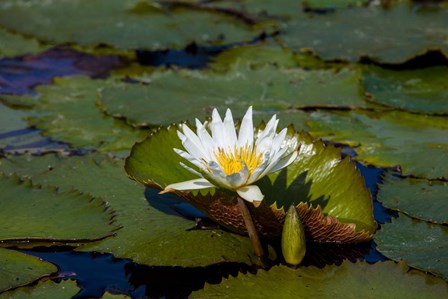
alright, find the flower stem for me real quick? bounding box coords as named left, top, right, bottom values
left=237, top=196, right=265, bottom=258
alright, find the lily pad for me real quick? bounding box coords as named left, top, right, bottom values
left=307, top=110, right=448, bottom=179
left=125, top=124, right=376, bottom=242
left=0, top=102, right=27, bottom=135
left=0, top=279, right=79, bottom=299
left=0, top=174, right=118, bottom=243
left=0, top=248, right=57, bottom=292
left=279, top=2, right=448, bottom=63
left=0, top=27, right=46, bottom=58
left=0, top=0, right=264, bottom=50
left=375, top=213, right=448, bottom=281
left=0, top=153, right=272, bottom=267
left=191, top=260, right=448, bottom=298
left=377, top=173, right=448, bottom=224
left=209, top=43, right=330, bottom=71
left=24, top=76, right=148, bottom=156
left=362, top=66, right=448, bottom=115
left=99, top=65, right=367, bottom=127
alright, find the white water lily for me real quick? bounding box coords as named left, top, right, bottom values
left=162, top=106, right=299, bottom=204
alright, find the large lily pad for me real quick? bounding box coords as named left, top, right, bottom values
left=0, top=27, right=45, bottom=58
left=0, top=174, right=118, bottom=243
left=375, top=213, right=448, bottom=281
left=0, top=0, right=264, bottom=50
left=0, top=153, right=272, bottom=267
left=99, top=65, right=368, bottom=127
left=23, top=76, right=148, bottom=156
left=0, top=248, right=57, bottom=292
left=0, top=279, right=79, bottom=299
left=307, top=110, right=448, bottom=179
left=362, top=66, right=448, bottom=115
left=279, top=2, right=448, bottom=63
left=191, top=261, right=448, bottom=298
left=125, top=124, right=376, bottom=242
left=377, top=173, right=448, bottom=224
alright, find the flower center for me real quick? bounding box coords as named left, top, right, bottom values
left=215, top=145, right=263, bottom=176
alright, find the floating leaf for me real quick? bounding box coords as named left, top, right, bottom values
left=378, top=173, right=448, bottom=224
left=0, top=153, right=272, bottom=267
left=307, top=110, right=448, bottom=179
left=279, top=2, right=448, bottom=63
left=362, top=66, right=448, bottom=115
left=375, top=213, right=448, bottom=281
left=0, top=0, right=264, bottom=50
left=126, top=125, right=376, bottom=242
left=0, top=248, right=57, bottom=293
left=191, top=261, right=448, bottom=298
left=209, top=43, right=330, bottom=71
left=23, top=76, right=147, bottom=156
left=99, top=65, right=367, bottom=127
left=303, top=0, right=366, bottom=10
left=0, top=279, right=79, bottom=299
left=0, top=27, right=46, bottom=58
left=0, top=174, right=118, bottom=244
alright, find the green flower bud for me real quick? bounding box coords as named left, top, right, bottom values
left=281, top=205, right=306, bottom=266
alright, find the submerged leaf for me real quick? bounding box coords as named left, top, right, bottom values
left=191, top=260, right=448, bottom=298
left=0, top=248, right=57, bottom=293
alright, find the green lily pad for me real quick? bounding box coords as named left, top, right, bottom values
left=126, top=124, right=376, bottom=241
left=0, top=174, right=118, bottom=243
left=378, top=173, right=448, bottom=224
left=303, top=0, right=366, bottom=9
left=0, top=153, right=272, bottom=267
left=376, top=213, right=448, bottom=281
left=307, top=110, right=448, bottom=179
left=0, top=0, right=264, bottom=50
left=362, top=66, right=448, bottom=115
left=279, top=2, right=448, bottom=63
left=209, top=43, right=330, bottom=71
left=0, top=279, right=79, bottom=299
left=99, top=65, right=367, bottom=127
left=0, top=102, right=28, bottom=135
left=0, top=27, right=46, bottom=58
left=0, top=248, right=57, bottom=293
left=24, top=76, right=148, bottom=156
left=191, top=260, right=448, bottom=298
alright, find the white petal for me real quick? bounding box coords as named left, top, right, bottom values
left=162, top=178, right=214, bottom=193
left=236, top=185, right=264, bottom=202
left=195, top=118, right=215, bottom=158
left=270, top=128, right=287, bottom=155
left=173, top=148, right=203, bottom=169
left=179, top=161, right=202, bottom=177
left=223, top=109, right=238, bottom=148
left=238, top=106, right=254, bottom=148
left=267, top=150, right=298, bottom=174
left=225, top=165, right=249, bottom=188
left=257, top=114, right=277, bottom=141
left=211, top=108, right=227, bottom=149
left=181, top=124, right=208, bottom=159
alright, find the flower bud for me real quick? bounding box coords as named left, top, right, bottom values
left=281, top=205, right=306, bottom=266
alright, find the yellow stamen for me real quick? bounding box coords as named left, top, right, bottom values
left=215, top=145, right=263, bottom=175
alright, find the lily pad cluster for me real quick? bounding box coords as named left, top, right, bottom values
left=0, top=0, right=447, bottom=297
